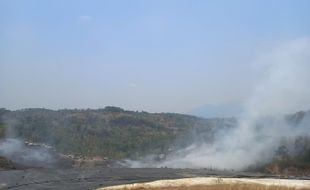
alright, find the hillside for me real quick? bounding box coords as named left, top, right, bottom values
left=1, top=108, right=310, bottom=175
left=0, top=107, right=235, bottom=160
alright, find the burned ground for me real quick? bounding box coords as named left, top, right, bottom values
left=0, top=168, right=296, bottom=190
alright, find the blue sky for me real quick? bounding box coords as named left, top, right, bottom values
left=1, top=0, right=310, bottom=113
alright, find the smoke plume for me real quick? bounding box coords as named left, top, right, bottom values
left=126, top=38, right=310, bottom=170
left=0, top=138, right=56, bottom=168
left=0, top=116, right=57, bottom=168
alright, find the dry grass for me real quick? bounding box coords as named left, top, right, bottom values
left=98, top=177, right=310, bottom=190
left=128, top=184, right=309, bottom=190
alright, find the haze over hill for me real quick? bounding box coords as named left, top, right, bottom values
left=0, top=107, right=235, bottom=168
left=1, top=107, right=310, bottom=175
left=1, top=1, right=310, bottom=190
left=1, top=37, right=310, bottom=173
left=0, top=0, right=310, bottom=180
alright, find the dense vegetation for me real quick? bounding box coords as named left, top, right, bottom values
left=1, top=107, right=310, bottom=175
left=0, top=107, right=234, bottom=159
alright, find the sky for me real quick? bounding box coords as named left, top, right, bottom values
left=1, top=0, right=310, bottom=113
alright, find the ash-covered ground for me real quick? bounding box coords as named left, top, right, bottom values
left=0, top=167, right=292, bottom=190
left=0, top=139, right=310, bottom=190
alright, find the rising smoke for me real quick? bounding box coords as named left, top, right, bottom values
left=0, top=116, right=57, bottom=168
left=125, top=38, right=310, bottom=170
left=0, top=138, right=56, bottom=168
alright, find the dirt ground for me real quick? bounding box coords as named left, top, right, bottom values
left=98, top=177, right=310, bottom=190
left=0, top=168, right=309, bottom=190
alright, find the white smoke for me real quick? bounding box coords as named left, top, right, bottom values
left=0, top=138, right=56, bottom=167
left=126, top=38, right=310, bottom=170
left=246, top=37, right=310, bottom=117
left=0, top=111, right=59, bottom=168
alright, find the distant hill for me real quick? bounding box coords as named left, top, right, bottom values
left=0, top=107, right=235, bottom=159
left=1, top=107, right=310, bottom=175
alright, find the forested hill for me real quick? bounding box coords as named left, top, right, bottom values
left=0, top=107, right=235, bottom=159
